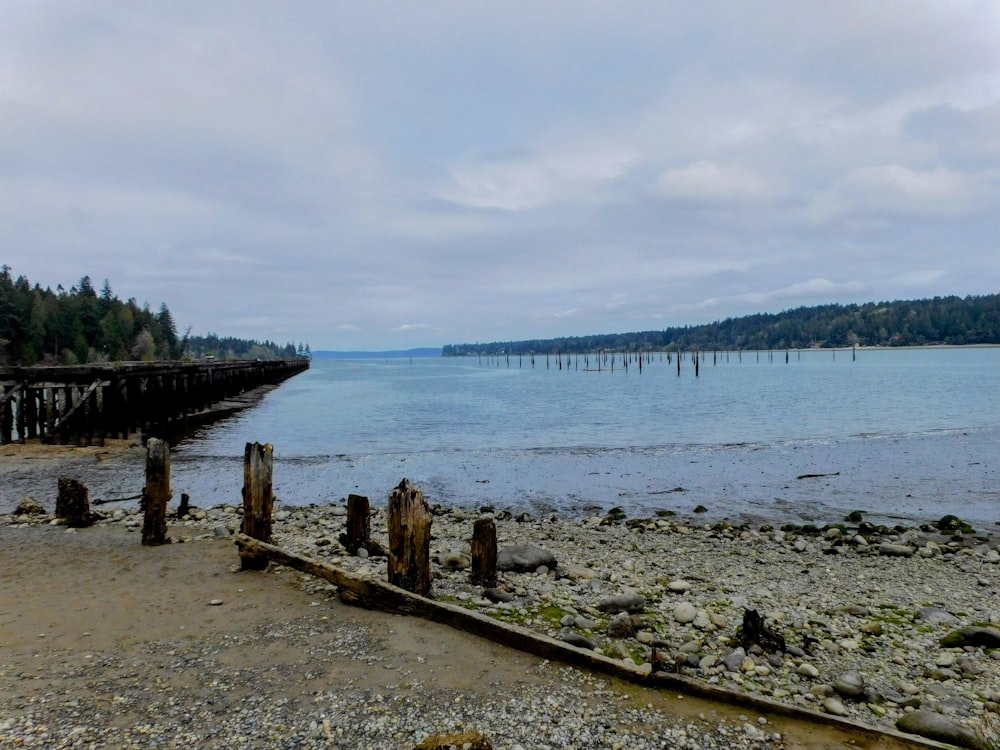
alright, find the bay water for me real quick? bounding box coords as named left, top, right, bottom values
left=167, top=347, right=1000, bottom=528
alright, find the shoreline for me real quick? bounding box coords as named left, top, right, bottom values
left=4, top=493, right=999, bottom=748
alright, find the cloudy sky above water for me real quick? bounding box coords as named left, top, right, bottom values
left=3, top=2, right=999, bottom=350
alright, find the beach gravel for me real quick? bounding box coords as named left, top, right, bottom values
left=4, top=494, right=1000, bottom=748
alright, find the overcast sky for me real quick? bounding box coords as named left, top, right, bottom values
left=2, top=2, right=999, bottom=350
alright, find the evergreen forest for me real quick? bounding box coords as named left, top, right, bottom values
left=443, top=293, right=1000, bottom=357
left=0, top=267, right=302, bottom=366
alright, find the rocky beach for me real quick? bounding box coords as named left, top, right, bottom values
left=3, top=455, right=999, bottom=749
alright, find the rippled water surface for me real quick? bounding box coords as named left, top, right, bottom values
left=159, top=347, right=1000, bottom=526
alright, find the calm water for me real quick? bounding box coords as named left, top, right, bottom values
left=162, top=347, right=1000, bottom=527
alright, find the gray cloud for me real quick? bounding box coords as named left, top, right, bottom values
left=2, top=1, right=998, bottom=350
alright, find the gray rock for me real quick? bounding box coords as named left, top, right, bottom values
left=896, top=711, right=986, bottom=750
left=597, top=592, right=646, bottom=614
left=560, top=631, right=596, bottom=650
left=823, top=696, right=847, bottom=716
left=213, top=525, right=232, bottom=538
left=833, top=670, right=866, bottom=699
left=940, top=626, right=1000, bottom=649
left=918, top=606, right=959, bottom=627
left=672, top=601, right=697, bottom=624
left=798, top=663, right=820, bottom=678
left=483, top=587, right=514, bottom=603
left=497, top=544, right=557, bottom=572
left=438, top=551, right=470, bottom=570
left=722, top=649, right=746, bottom=673
left=14, top=497, right=47, bottom=516
left=879, top=542, right=914, bottom=557
left=607, top=612, right=637, bottom=639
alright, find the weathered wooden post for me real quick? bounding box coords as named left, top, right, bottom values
left=142, top=437, right=171, bottom=545
left=177, top=492, right=191, bottom=518
left=56, top=476, right=92, bottom=527
left=387, top=478, right=432, bottom=596
left=339, top=493, right=371, bottom=555
left=240, top=442, right=274, bottom=570
left=470, top=516, right=498, bottom=588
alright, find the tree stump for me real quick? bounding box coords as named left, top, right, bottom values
left=240, top=442, right=274, bottom=570
left=387, top=478, right=432, bottom=596
left=339, top=493, right=370, bottom=555
left=141, top=437, right=171, bottom=545
left=470, top=516, right=498, bottom=587
left=56, top=477, right=92, bottom=527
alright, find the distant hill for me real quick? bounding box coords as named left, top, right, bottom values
left=443, top=293, right=1000, bottom=356
left=312, top=347, right=442, bottom=359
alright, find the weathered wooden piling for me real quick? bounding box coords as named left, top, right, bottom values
left=56, top=476, right=92, bottom=527
left=340, top=493, right=371, bottom=555
left=470, top=516, right=498, bottom=588
left=141, top=437, right=170, bottom=546
left=240, top=442, right=275, bottom=570
left=387, top=478, right=432, bottom=596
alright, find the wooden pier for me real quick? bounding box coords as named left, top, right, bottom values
left=0, top=358, right=309, bottom=446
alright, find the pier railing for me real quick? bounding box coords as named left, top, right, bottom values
left=0, top=358, right=310, bottom=446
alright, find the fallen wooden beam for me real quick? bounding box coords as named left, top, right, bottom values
left=233, top=534, right=952, bottom=749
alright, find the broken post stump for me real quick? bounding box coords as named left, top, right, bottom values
left=339, top=493, right=370, bottom=555
left=240, top=442, right=274, bottom=570
left=470, top=516, right=498, bottom=588
left=387, top=478, right=432, bottom=596
left=56, top=476, right=92, bottom=527
left=737, top=608, right=786, bottom=653
left=141, top=437, right=171, bottom=545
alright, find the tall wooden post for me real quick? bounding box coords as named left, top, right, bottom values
left=470, top=516, right=498, bottom=588
left=340, top=493, right=370, bottom=554
left=142, top=438, right=171, bottom=545
left=240, top=442, right=274, bottom=570
left=387, top=478, right=432, bottom=596
left=56, top=477, right=92, bottom=527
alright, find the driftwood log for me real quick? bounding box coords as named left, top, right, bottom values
left=387, top=478, right=432, bottom=596
left=56, top=476, right=92, bottom=527
left=240, top=442, right=274, bottom=570
left=141, top=438, right=170, bottom=546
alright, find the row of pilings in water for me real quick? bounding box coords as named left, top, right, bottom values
left=476, top=347, right=857, bottom=374
left=0, top=358, right=310, bottom=446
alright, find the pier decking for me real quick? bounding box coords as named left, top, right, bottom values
left=0, top=358, right=309, bottom=446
